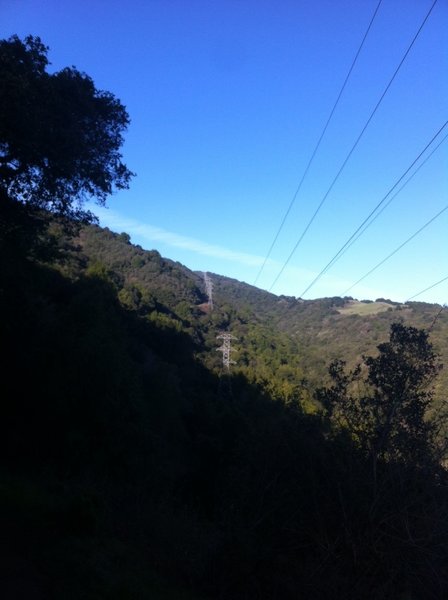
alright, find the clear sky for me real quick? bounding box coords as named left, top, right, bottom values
left=2, top=0, right=447, bottom=303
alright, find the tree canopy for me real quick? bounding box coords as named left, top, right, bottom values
left=317, top=323, right=445, bottom=469
left=0, top=35, right=134, bottom=219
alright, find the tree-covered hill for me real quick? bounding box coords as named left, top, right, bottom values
left=1, top=210, right=448, bottom=599
left=76, top=223, right=448, bottom=407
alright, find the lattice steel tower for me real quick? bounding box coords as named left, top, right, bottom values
left=216, top=333, right=237, bottom=371
left=203, top=272, right=213, bottom=310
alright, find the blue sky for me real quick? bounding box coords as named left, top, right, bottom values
left=2, top=0, right=447, bottom=303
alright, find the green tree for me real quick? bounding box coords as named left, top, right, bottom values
left=0, top=35, right=134, bottom=219
left=317, top=323, right=445, bottom=475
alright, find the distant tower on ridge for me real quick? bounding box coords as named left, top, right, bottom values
left=203, top=272, right=213, bottom=311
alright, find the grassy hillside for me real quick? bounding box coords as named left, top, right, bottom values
left=201, top=272, right=448, bottom=405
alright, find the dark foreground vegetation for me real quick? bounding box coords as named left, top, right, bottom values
left=2, top=35, right=448, bottom=599
left=2, top=203, right=448, bottom=599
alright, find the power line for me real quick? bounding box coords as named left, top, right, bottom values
left=269, top=0, right=439, bottom=293
left=299, top=120, right=448, bottom=297
left=341, top=203, right=448, bottom=296
left=406, top=275, right=448, bottom=302
left=252, top=0, right=384, bottom=286
left=428, top=304, right=447, bottom=331
left=324, top=131, right=448, bottom=268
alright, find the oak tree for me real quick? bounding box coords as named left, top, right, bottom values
left=317, top=323, right=444, bottom=470
left=0, top=35, right=134, bottom=220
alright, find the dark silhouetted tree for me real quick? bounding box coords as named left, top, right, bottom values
left=0, top=35, right=134, bottom=219
left=317, top=323, right=445, bottom=477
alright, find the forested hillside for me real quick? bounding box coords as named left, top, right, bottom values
left=2, top=210, right=447, bottom=599
left=77, top=223, right=448, bottom=408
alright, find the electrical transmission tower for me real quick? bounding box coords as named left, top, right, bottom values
left=203, top=272, right=213, bottom=310
left=216, top=333, right=237, bottom=371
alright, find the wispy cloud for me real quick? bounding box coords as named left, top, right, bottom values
left=90, top=206, right=384, bottom=300
left=93, top=207, right=270, bottom=268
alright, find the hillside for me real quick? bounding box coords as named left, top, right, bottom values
left=1, top=213, right=448, bottom=600
left=77, top=223, right=448, bottom=406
